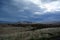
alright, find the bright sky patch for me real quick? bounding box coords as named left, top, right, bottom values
left=29, top=0, right=60, bottom=14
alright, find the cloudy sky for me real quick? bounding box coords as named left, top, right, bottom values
left=0, top=0, right=60, bottom=22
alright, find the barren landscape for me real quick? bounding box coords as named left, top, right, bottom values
left=0, top=23, right=60, bottom=40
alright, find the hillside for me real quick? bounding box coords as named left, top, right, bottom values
left=0, top=22, right=60, bottom=40
left=0, top=27, right=60, bottom=40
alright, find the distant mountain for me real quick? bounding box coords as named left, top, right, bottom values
left=0, top=21, right=16, bottom=24
left=0, top=20, right=60, bottom=25
left=16, top=21, right=32, bottom=24
left=40, top=21, right=60, bottom=25
left=0, top=21, right=32, bottom=24
left=0, top=21, right=8, bottom=23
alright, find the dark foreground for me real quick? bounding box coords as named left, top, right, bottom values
left=0, top=27, right=60, bottom=40
left=0, top=23, right=60, bottom=40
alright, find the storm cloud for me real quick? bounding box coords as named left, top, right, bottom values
left=0, top=0, right=60, bottom=22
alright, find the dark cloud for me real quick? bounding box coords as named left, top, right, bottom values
left=0, top=0, right=60, bottom=22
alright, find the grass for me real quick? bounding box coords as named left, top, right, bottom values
left=0, top=27, right=60, bottom=40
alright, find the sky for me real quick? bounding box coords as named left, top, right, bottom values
left=0, top=0, right=60, bottom=23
